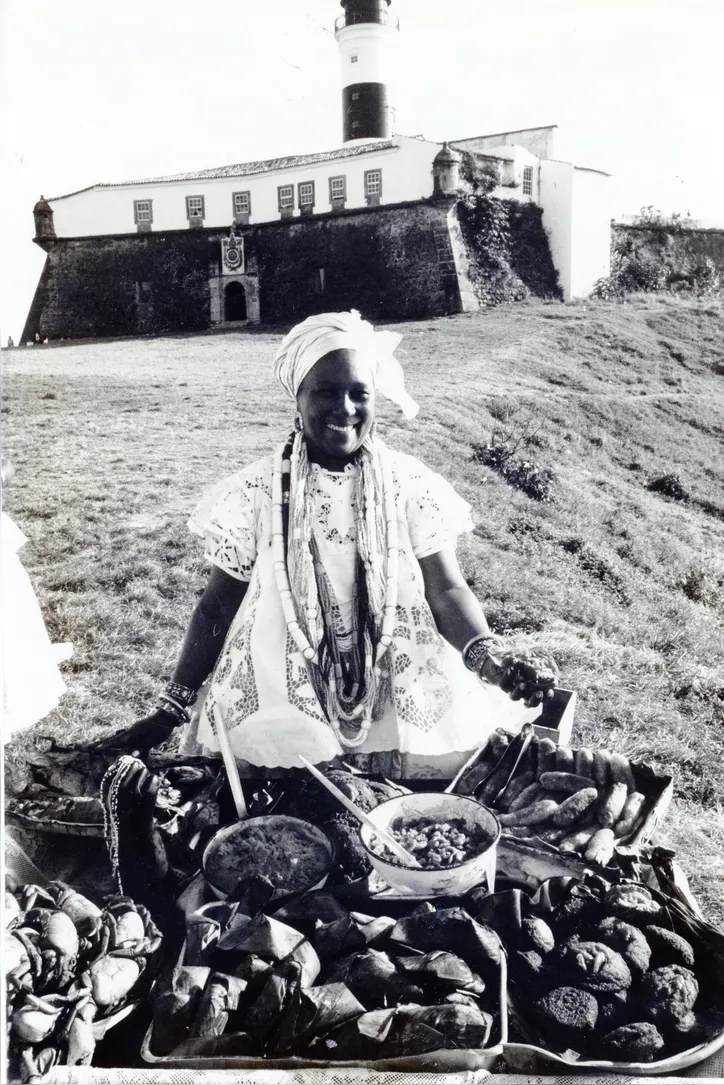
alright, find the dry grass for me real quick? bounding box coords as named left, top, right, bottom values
left=3, top=296, right=724, bottom=921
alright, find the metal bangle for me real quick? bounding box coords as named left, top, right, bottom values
left=158, top=695, right=190, bottom=725
left=164, top=682, right=197, bottom=707
left=462, top=633, right=503, bottom=674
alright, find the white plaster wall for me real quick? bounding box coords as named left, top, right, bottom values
left=487, top=146, right=540, bottom=203
left=539, top=159, right=574, bottom=300
left=48, top=137, right=440, bottom=238
left=569, top=168, right=612, bottom=298
left=455, top=126, right=556, bottom=161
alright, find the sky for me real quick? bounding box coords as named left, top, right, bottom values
left=1, top=0, right=722, bottom=341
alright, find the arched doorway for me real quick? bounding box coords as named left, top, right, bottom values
left=225, top=281, right=247, bottom=321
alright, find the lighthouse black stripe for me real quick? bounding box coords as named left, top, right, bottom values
left=343, top=83, right=389, bottom=141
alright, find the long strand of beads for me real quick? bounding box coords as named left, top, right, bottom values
left=272, top=444, right=316, bottom=662
left=271, top=434, right=401, bottom=748
left=100, top=755, right=142, bottom=895
left=376, top=443, right=399, bottom=663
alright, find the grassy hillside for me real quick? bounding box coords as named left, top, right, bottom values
left=3, top=295, right=723, bottom=919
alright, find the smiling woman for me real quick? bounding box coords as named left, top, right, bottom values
left=97, top=311, right=557, bottom=775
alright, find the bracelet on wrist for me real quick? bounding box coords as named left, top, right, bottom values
left=462, top=633, right=504, bottom=675
left=157, top=695, right=190, bottom=725
left=164, top=681, right=197, bottom=708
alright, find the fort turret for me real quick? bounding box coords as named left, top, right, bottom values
left=33, top=196, right=55, bottom=241
left=334, top=1, right=399, bottom=143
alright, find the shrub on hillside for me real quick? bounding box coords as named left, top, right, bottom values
left=646, top=473, right=690, bottom=502
left=679, top=566, right=722, bottom=607
left=471, top=403, right=556, bottom=502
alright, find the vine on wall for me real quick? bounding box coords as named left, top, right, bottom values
left=593, top=218, right=722, bottom=299
left=456, top=194, right=562, bottom=306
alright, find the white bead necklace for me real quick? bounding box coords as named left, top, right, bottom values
left=271, top=435, right=398, bottom=748
left=100, top=754, right=145, bottom=894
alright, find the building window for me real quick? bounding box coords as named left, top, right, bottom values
left=364, top=169, right=382, bottom=205
left=352, top=91, right=360, bottom=100
left=135, top=281, right=153, bottom=304
left=278, top=185, right=294, bottom=212
left=298, top=181, right=315, bottom=212
left=329, top=176, right=346, bottom=204
left=351, top=121, right=360, bottom=132
left=233, top=191, right=251, bottom=220
left=186, top=195, right=205, bottom=223
left=133, top=199, right=153, bottom=225
left=350, top=54, right=358, bottom=63
left=522, top=166, right=534, bottom=196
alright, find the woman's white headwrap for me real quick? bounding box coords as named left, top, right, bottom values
left=273, top=310, right=419, bottom=420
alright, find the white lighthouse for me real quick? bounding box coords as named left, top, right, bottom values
left=334, top=0, right=399, bottom=143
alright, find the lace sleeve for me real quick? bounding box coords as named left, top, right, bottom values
left=399, top=454, right=474, bottom=559
left=188, top=460, right=270, bottom=581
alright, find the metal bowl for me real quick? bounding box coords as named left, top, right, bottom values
left=359, top=792, right=500, bottom=897
left=202, top=814, right=333, bottom=900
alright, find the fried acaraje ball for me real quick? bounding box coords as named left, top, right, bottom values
left=551, top=895, right=600, bottom=939
left=601, top=1022, right=665, bottom=1062
left=597, top=989, right=630, bottom=1033
left=640, top=965, right=699, bottom=1031
left=533, top=986, right=599, bottom=1041
left=550, top=939, right=632, bottom=992
left=593, top=917, right=651, bottom=976
left=604, top=885, right=662, bottom=922
left=645, top=926, right=695, bottom=969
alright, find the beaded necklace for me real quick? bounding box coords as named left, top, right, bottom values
left=271, top=430, right=398, bottom=747
left=100, top=755, right=145, bottom=894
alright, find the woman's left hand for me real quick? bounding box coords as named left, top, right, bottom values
left=495, top=653, right=558, bottom=707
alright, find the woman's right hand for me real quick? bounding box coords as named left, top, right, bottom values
left=94, top=708, right=179, bottom=755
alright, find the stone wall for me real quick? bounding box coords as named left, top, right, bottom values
left=23, top=200, right=468, bottom=341
left=252, top=199, right=462, bottom=324
left=612, top=223, right=724, bottom=278
left=22, top=197, right=563, bottom=341
left=23, top=233, right=213, bottom=341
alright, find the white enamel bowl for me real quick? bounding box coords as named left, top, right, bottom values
left=359, top=792, right=501, bottom=897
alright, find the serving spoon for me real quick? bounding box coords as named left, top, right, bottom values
left=298, top=755, right=422, bottom=869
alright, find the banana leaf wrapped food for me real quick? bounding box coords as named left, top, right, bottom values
left=390, top=906, right=503, bottom=978
left=233, top=913, right=305, bottom=962
left=214, top=922, right=320, bottom=987
left=271, top=982, right=366, bottom=1056
left=191, top=973, right=247, bottom=1039
left=242, top=959, right=304, bottom=1050
left=327, top=1001, right=492, bottom=1060
left=312, top=911, right=395, bottom=963
left=272, top=891, right=349, bottom=936
left=151, top=966, right=210, bottom=1055
left=229, top=953, right=272, bottom=984
left=396, top=951, right=486, bottom=997
left=326, top=949, right=424, bottom=1009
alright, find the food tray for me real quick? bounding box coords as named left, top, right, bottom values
left=497, top=762, right=673, bottom=888
left=480, top=876, right=724, bottom=1076
left=141, top=895, right=508, bottom=1071
left=454, top=728, right=673, bottom=886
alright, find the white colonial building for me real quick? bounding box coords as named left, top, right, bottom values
left=27, top=0, right=612, bottom=338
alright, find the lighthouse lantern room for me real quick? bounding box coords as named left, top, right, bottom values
left=334, top=0, right=399, bottom=143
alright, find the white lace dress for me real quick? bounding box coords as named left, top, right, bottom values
left=182, top=449, right=526, bottom=774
